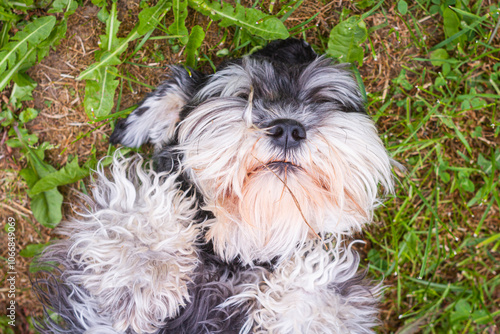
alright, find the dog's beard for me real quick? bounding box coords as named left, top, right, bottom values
left=204, top=166, right=333, bottom=265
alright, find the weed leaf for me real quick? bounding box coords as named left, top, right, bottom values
left=30, top=188, right=63, bottom=228
left=138, top=0, right=172, bottom=35
left=430, top=48, right=449, bottom=66
left=0, top=16, right=56, bottom=75
left=327, top=16, right=367, bottom=65
left=0, top=48, right=36, bottom=91
left=48, top=0, right=78, bottom=18
left=101, top=3, right=121, bottom=52
left=443, top=7, right=466, bottom=46
left=30, top=156, right=90, bottom=196
left=19, top=242, right=50, bottom=257
left=78, top=31, right=138, bottom=80
left=20, top=167, right=63, bottom=228
left=185, top=25, right=205, bottom=68
left=84, top=66, right=120, bottom=120
left=397, top=0, right=408, bottom=15
left=169, top=0, right=189, bottom=44
left=19, top=108, right=38, bottom=123
left=188, top=0, right=289, bottom=39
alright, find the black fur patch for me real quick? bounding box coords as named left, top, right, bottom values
left=250, top=38, right=318, bottom=65
left=31, top=260, right=89, bottom=333
left=109, top=118, right=129, bottom=145
left=159, top=241, right=270, bottom=334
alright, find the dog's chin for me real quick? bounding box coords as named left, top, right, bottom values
left=203, top=166, right=333, bottom=265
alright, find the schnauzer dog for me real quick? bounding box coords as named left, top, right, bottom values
left=33, top=38, right=396, bottom=333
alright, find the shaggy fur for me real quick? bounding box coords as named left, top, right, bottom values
left=33, top=38, right=396, bottom=334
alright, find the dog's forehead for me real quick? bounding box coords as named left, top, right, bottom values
left=199, top=58, right=351, bottom=97
left=189, top=57, right=365, bottom=118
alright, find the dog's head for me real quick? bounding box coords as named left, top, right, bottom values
left=110, top=39, right=395, bottom=265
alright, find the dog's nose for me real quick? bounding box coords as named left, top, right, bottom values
left=267, top=119, right=306, bottom=149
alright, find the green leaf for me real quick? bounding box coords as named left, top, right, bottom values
left=97, top=6, right=109, bottom=23
left=471, top=126, right=482, bottom=138
left=6, top=126, right=38, bottom=147
left=83, top=66, right=119, bottom=119
left=10, top=73, right=37, bottom=103
left=216, top=48, right=229, bottom=57
left=19, top=242, right=50, bottom=258
left=20, top=167, right=38, bottom=188
left=439, top=116, right=472, bottom=155
left=443, top=7, right=466, bottom=46
left=91, top=0, right=106, bottom=7
left=48, top=0, right=78, bottom=17
left=439, top=170, right=451, bottom=183
left=327, top=16, right=368, bottom=65
left=30, top=188, right=63, bottom=228
left=0, top=16, right=56, bottom=76
left=81, top=1, right=171, bottom=120
left=30, top=156, right=90, bottom=196
left=459, top=177, right=475, bottom=193
left=477, top=153, right=491, bottom=174
left=0, top=109, right=15, bottom=126
left=77, top=29, right=139, bottom=80
left=37, top=20, right=69, bottom=60
left=430, top=48, right=449, bottom=66
left=20, top=167, right=63, bottom=228
left=471, top=309, right=490, bottom=325
left=0, top=47, right=35, bottom=91
left=397, top=0, right=408, bottom=15
left=188, top=0, right=289, bottom=40
left=355, top=0, right=376, bottom=10
left=169, top=0, right=189, bottom=44
left=185, top=25, right=205, bottom=68
left=19, top=108, right=39, bottom=123
left=138, top=0, right=171, bottom=35
left=451, top=299, right=472, bottom=323
left=100, top=2, right=120, bottom=53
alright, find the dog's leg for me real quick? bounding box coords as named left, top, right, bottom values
left=109, top=67, right=205, bottom=150
left=33, top=154, right=201, bottom=334
left=227, top=240, right=381, bottom=334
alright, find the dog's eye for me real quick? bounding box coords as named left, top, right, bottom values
left=237, top=92, right=249, bottom=100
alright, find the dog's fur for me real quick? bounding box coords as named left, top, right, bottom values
left=33, top=39, right=396, bottom=334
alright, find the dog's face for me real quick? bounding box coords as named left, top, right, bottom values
left=110, top=39, right=395, bottom=265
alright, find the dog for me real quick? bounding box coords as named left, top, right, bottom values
left=33, top=38, right=396, bottom=333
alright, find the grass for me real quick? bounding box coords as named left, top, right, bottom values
left=0, top=0, right=499, bottom=333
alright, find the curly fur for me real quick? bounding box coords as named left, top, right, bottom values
left=227, top=240, right=381, bottom=334
left=34, top=154, right=200, bottom=333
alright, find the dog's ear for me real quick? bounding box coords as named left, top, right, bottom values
left=250, top=38, right=317, bottom=65
left=110, top=67, right=206, bottom=149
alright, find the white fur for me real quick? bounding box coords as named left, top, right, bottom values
left=52, top=153, right=200, bottom=333
left=118, top=86, right=187, bottom=150
left=225, top=239, right=381, bottom=334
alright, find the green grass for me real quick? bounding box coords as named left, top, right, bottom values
left=0, top=0, right=499, bottom=332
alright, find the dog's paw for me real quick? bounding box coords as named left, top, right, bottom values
left=63, top=155, right=201, bottom=333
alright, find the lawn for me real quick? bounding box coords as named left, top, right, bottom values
left=0, top=0, right=499, bottom=333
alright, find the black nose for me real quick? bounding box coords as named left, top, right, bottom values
left=267, top=119, right=306, bottom=149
